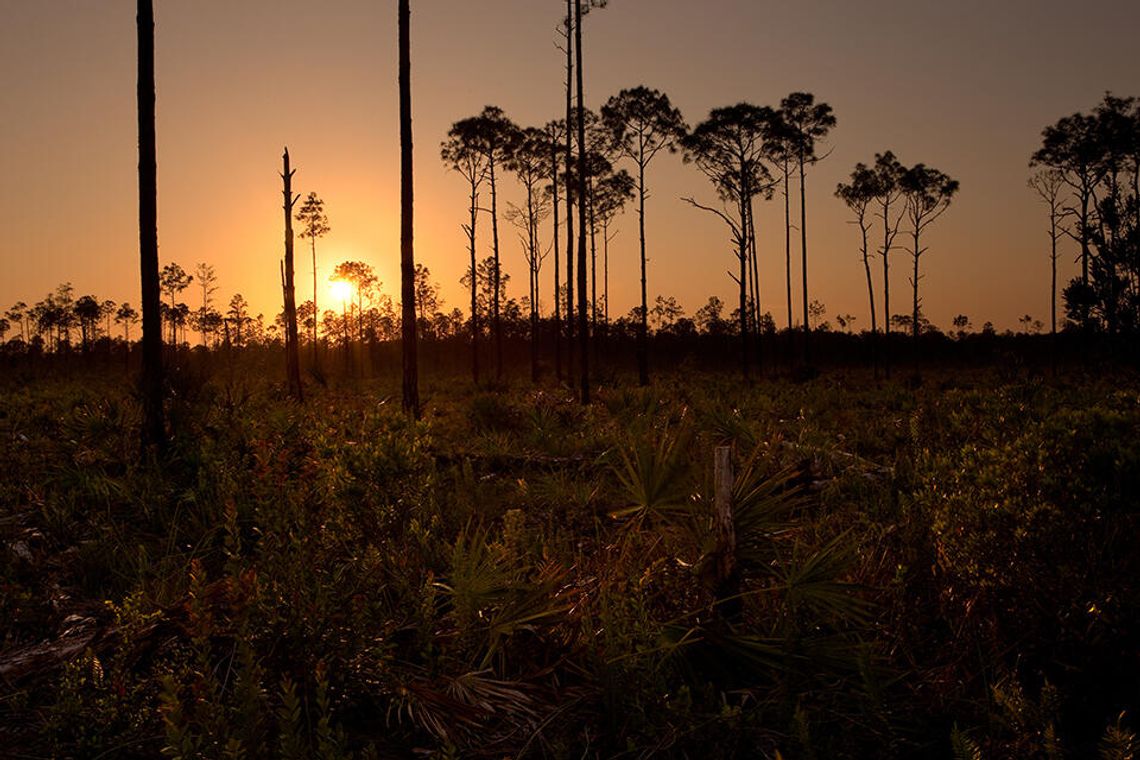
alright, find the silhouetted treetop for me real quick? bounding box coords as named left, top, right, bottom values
left=682, top=103, right=778, bottom=203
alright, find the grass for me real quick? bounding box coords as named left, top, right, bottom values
left=1, top=358, right=1138, bottom=757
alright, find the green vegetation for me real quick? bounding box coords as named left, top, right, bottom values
left=1, top=361, right=1138, bottom=757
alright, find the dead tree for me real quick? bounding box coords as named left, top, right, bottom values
left=280, top=149, right=303, bottom=402
left=399, top=0, right=420, bottom=417
left=137, top=0, right=164, bottom=450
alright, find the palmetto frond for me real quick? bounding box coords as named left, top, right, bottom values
left=775, top=534, right=871, bottom=626
left=610, top=427, right=694, bottom=524
left=732, top=453, right=809, bottom=575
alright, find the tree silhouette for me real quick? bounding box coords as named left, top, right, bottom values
left=779, top=92, right=836, bottom=362
left=602, top=86, right=687, bottom=385
left=193, top=263, right=218, bottom=347
left=1086, top=94, right=1138, bottom=335
left=461, top=256, right=510, bottom=324
left=159, top=263, right=192, bottom=346
left=572, top=0, right=607, bottom=403
left=545, top=119, right=566, bottom=381
left=113, top=302, right=136, bottom=345
left=442, top=117, right=490, bottom=385
left=1032, top=111, right=1105, bottom=315
left=413, top=264, right=441, bottom=330
left=506, top=127, right=553, bottom=382
left=581, top=110, right=615, bottom=353
left=137, top=0, right=163, bottom=449
left=871, top=152, right=906, bottom=376
left=399, top=0, right=419, bottom=417
left=100, top=299, right=117, bottom=343
left=330, top=261, right=377, bottom=346
left=1034, top=94, right=1140, bottom=335
left=280, top=149, right=303, bottom=402
left=836, top=163, right=880, bottom=368
left=592, top=169, right=635, bottom=331
left=683, top=103, right=775, bottom=379
left=764, top=111, right=796, bottom=332
left=295, top=192, right=330, bottom=365
left=226, top=294, right=252, bottom=346
left=1028, top=169, right=1066, bottom=341
left=466, top=106, right=520, bottom=381
left=900, top=163, right=959, bottom=341
left=6, top=302, right=27, bottom=344
left=74, top=295, right=101, bottom=353
left=558, top=8, right=577, bottom=383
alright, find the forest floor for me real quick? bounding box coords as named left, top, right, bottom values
left=1, top=357, right=1138, bottom=758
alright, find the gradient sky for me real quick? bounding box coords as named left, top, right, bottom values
left=3, top=1, right=1139, bottom=332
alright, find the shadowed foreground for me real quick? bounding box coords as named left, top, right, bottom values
left=1, top=358, right=1138, bottom=758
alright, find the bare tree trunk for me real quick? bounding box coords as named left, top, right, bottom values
left=861, top=220, right=877, bottom=376
left=738, top=194, right=750, bottom=380
left=529, top=187, right=540, bottom=383
left=604, top=220, right=611, bottom=329
left=574, top=0, right=589, bottom=404
left=783, top=160, right=792, bottom=333
left=564, top=3, right=575, bottom=382
left=281, top=149, right=303, bottom=402
left=490, top=158, right=502, bottom=382
left=311, top=236, right=319, bottom=367
left=137, top=0, right=164, bottom=451
left=468, top=187, right=479, bottom=385
left=799, top=150, right=810, bottom=364
left=1050, top=208, right=1058, bottom=375
left=911, top=227, right=921, bottom=342
left=399, top=0, right=419, bottom=417
left=637, top=159, right=649, bottom=386
left=551, top=131, right=562, bottom=381
left=882, top=203, right=892, bottom=379
left=748, top=194, right=761, bottom=371
left=589, top=178, right=598, bottom=367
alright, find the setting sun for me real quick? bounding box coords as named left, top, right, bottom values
left=329, top=279, right=353, bottom=305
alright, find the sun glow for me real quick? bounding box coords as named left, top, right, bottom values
left=330, top=279, right=353, bottom=305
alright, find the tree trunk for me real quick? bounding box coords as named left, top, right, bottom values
left=739, top=194, right=750, bottom=380
left=861, top=219, right=877, bottom=376
left=469, top=185, right=479, bottom=385
left=490, top=158, right=502, bottom=381
left=399, top=0, right=419, bottom=418
left=137, top=0, right=165, bottom=451
left=311, top=236, right=319, bottom=367
left=281, top=149, right=303, bottom=402
left=1050, top=210, right=1057, bottom=338
left=603, top=220, right=611, bottom=329
left=783, top=161, right=792, bottom=333
left=529, top=186, right=540, bottom=383
left=799, top=150, right=810, bottom=364
left=551, top=131, right=562, bottom=381
left=748, top=194, right=761, bottom=371
left=882, top=202, right=892, bottom=379
left=637, top=159, right=649, bottom=385
left=589, top=178, right=598, bottom=367
left=911, top=228, right=921, bottom=342
left=1050, top=206, right=1058, bottom=375
left=564, top=1, right=575, bottom=382
left=574, top=0, right=589, bottom=404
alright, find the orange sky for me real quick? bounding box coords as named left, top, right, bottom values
left=2, top=1, right=1139, bottom=333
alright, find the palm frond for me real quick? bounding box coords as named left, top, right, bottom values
left=950, top=724, right=984, bottom=760
left=776, top=534, right=872, bottom=626
left=610, top=427, right=694, bottom=524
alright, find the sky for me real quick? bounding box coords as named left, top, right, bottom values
left=2, top=0, right=1139, bottom=333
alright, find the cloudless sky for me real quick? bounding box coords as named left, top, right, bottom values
left=2, top=0, right=1139, bottom=332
